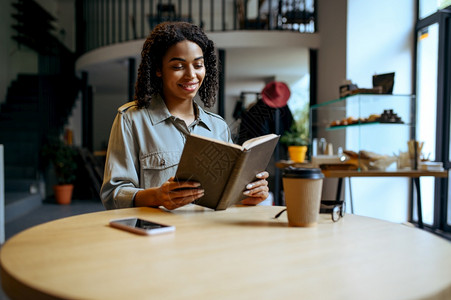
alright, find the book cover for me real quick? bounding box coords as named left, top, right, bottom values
left=175, top=133, right=279, bottom=210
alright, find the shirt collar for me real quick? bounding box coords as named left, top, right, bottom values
left=147, top=94, right=173, bottom=125
left=148, top=94, right=214, bottom=131
left=194, top=102, right=213, bottom=132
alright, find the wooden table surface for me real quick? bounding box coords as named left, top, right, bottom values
left=1, top=205, right=451, bottom=300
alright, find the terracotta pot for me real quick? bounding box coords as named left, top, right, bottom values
left=288, top=146, right=308, bottom=163
left=53, top=184, right=74, bottom=205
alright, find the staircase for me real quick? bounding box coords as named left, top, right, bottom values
left=0, top=74, right=43, bottom=222
left=1, top=0, right=82, bottom=224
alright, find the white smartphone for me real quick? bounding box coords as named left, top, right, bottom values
left=109, top=217, right=175, bottom=235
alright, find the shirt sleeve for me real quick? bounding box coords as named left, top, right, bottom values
left=100, top=112, right=143, bottom=209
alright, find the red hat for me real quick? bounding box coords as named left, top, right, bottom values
left=261, top=81, right=291, bottom=108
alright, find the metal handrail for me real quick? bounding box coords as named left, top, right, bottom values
left=79, top=0, right=316, bottom=54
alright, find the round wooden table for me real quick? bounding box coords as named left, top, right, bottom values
left=1, top=205, right=451, bottom=300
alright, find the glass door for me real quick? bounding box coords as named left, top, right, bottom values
left=416, top=23, right=438, bottom=225
left=415, top=2, right=451, bottom=236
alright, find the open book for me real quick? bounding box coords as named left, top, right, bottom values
left=175, top=133, right=280, bottom=210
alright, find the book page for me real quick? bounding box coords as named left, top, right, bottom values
left=190, top=133, right=243, bottom=150
left=217, top=134, right=280, bottom=209
left=242, top=134, right=279, bottom=150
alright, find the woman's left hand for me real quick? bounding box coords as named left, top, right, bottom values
left=241, top=171, right=269, bottom=205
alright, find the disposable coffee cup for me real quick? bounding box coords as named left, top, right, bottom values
left=282, top=167, right=324, bottom=227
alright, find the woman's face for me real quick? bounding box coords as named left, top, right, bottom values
left=157, top=40, right=206, bottom=103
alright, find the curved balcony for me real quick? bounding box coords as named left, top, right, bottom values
left=79, top=0, right=317, bottom=53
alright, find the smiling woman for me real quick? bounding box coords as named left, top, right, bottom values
left=100, top=22, right=271, bottom=211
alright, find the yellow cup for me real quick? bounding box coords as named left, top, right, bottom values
left=288, top=145, right=308, bottom=163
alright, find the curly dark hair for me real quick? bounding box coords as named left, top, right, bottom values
left=135, top=22, right=219, bottom=109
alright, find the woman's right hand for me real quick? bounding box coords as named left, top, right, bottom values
left=157, top=177, right=205, bottom=210
left=135, top=177, right=204, bottom=210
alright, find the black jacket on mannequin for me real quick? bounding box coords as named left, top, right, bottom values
left=237, top=100, right=293, bottom=147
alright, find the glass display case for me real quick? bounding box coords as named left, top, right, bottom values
left=309, top=94, right=416, bottom=171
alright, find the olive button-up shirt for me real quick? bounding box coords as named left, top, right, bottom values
left=100, top=95, right=231, bottom=210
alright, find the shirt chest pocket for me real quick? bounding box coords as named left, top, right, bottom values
left=140, top=151, right=181, bottom=189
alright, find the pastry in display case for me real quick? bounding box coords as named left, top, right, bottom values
left=328, top=109, right=404, bottom=128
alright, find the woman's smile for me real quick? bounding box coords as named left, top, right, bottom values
left=178, top=82, right=199, bottom=91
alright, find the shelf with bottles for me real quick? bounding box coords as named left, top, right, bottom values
left=309, top=94, right=416, bottom=171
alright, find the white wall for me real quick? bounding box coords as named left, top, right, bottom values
left=315, top=0, right=347, bottom=161
left=315, top=0, right=348, bottom=201
left=346, top=0, right=415, bottom=223
left=317, top=0, right=347, bottom=104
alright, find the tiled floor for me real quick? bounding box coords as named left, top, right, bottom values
left=1, top=197, right=105, bottom=300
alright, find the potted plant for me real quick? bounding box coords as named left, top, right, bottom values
left=41, top=137, right=78, bottom=204
left=280, top=103, right=309, bottom=163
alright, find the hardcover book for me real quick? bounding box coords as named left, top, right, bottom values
left=175, top=133, right=280, bottom=210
